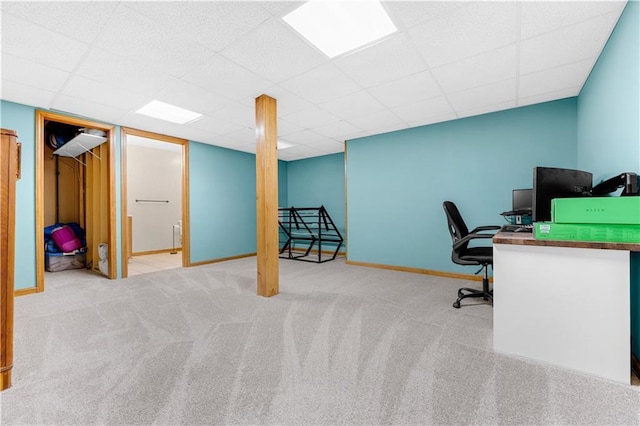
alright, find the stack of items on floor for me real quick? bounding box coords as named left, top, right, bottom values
left=535, top=197, right=640, bottom=243
left=44, top=223, right=86, bottom=272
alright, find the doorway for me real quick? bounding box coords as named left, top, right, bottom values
left=35, top=111, right=117, bottom=292
left=121, top=128, right=190, bottom=278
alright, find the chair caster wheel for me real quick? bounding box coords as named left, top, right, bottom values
left=453, top=301, right=461, bottom=309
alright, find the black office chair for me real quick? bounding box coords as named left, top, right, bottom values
left=443, top=201, right=501, bottom=308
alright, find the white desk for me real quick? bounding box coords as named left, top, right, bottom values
left=493, top=233, right=640, bottom=384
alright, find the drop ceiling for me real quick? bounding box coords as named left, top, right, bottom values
left=0, top=1, right=627, bottom=161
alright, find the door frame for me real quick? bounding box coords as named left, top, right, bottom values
left=120, top=127, right=190, bottom=278
left=35, top=110, right=117, bottom=291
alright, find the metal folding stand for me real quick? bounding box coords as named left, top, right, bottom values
left=278, top=205, right=343, bottom=263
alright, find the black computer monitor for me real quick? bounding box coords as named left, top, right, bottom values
left=512, top=188, right=532, bottom=212
left=532, top=167, right=593, bottom=222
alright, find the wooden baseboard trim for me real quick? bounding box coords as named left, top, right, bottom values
left=132, top=248, right=182, bottom=257
left=189, top=252, right=256, bottom=267
left=344, top=260, right=492, bottom=283
left=15, top=287, right=38, bottom=297
left=632, top=352, right=640, bottom=384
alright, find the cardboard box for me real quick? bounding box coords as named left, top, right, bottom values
left=551, top=196, right=640, bottom=225
left=534, top=222, right=640, bottom=243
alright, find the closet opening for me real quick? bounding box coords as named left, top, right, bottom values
left=35, top=111, right=116, bottom=292
left=120, top=128, right=189, bottom=278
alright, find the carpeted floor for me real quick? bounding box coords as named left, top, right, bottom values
left=1, top=257, right=639, bottom=425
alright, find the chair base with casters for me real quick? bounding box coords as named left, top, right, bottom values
left=452, top=263, right=492, bottom=309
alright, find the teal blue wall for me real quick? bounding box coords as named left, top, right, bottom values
left=346, top=99, right=578, bottom=272
left=1, top=101, right=37, bottom=290
left=577, top=0, right=640, bottom=184
left=286, top=153, right=345, bottom=233
left=189, top=141, right=256, bottom=263
left=278, top=160, right=288, bottom=208
left=576, top=0, right=640, bottom=360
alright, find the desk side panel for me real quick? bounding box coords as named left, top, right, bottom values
left=493, top=243, right=630, bottom=384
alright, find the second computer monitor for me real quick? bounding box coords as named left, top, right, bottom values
left=512, top=188, right=533, bottom=212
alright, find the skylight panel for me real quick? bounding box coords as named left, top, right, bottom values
left=283, top=0, right=397, bottom=58
left=136, top=100, right=202, bottom=124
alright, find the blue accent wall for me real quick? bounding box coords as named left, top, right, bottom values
left=189, top=141, right=256, bottom=263
left=278, top=160, right=288, bottom=208
left=346, top=99, right=577, bottom=272
left=576, top=0, right=640, bottom=361
left=1, top=101, right=37, bottom=290
left=286, top=153, right=345, bottom=234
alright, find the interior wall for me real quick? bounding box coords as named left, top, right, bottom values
left=278, top=160, right=288, bottom=208
left=43, top=144, right=82, bottom=227
left=287, top=152, right=345, bottom=235
left=127, top=143, right=182, bottom=253
left=0, top=101, right=36, bottom=290
left=346, top=98, right=578, bottom=273
left=189, top=141, right=257, bottom=263
left=575, top=0, right=640, bottom=362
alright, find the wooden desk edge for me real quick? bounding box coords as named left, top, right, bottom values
left=493, top=231, right=640, bottom=252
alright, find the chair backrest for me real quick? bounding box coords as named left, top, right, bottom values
left=443, top=201, right=470, bottom=254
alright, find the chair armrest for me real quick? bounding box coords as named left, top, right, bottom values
left=470, top=225, right=501, bottom=233
left=452, top=232, right=494, bottom=250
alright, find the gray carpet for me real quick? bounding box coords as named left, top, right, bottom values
left=1, top=257, right=639, bottom=425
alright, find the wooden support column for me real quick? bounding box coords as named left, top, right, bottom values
left=255, top=94, right=279, bottom=297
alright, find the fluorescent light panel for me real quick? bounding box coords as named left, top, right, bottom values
left=278, top=140, right=296, bottom=150
left=136, top=100, right=202, bottom=124
left=283, top=0, right=397, bottom=58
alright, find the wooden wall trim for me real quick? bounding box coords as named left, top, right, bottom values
left=120, top=127, right=128, bottom=278
left=344, top=260, right=492, bottom=283
left=14, top=287, right=37, bottom=297
left=35, top=110, right=116, bottom=292
left=132, top=248, right=182, bottom=256
left=120, top=127, right=189, bottom=276
left=189, top=253, right=256, bottom=267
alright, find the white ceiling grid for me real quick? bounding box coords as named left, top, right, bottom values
left=0, top=0, right=627, bottom=161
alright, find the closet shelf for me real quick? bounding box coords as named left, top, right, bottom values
left=53, top=133, right=106, bottom=159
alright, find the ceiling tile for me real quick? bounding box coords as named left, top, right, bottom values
left=181, top=54, right=273, bottom=101
left=313, top=139, right=345, bottom=154
left=520, top=13, right=621, bottom=75
left=187, top=115, right=245, bottom=136
left=334, top=33, right=426, bottom=88
left=367, top=71, right=443, bottom=109
left=221, top=18, right=327, bottom=83
left=521, top=1, right=626, bottom=40
left=281, top=106, right=340, bottom=129
left=95, top=5, right=215, bottom=78
left=278, top=63, right=362, bottom=104
left=313, top=121, right=363, bottom=139
left=519, top=59, right=593, bottom=99
left=406, top=112, right=458, bottom=129
left=248, top=86, right=313, bottom=117
left=2, top=54, right=69, bottom=93
left=447, top=79, right=517, bottom=112
left=385, top=1, right=471, bottom=31
left=154, top=80, right=236, bottom=117
left=225, top=127, right=257, bottom=145
left=278, top=119, right=305, bottom=137
left=260, top=2, right=305, bottom=16
left=432, top=44, right=517, bottom=94
left=1, top=14, right=88, bottom=72
left=283, top=129, right=327, bottom=145
left=276, top=144, right=326, bottom=160
left=213, top=102, right=256, bottom=128
left=319, top=90, right=386, bottom=121
left=391, top=96, right=455, bottom=123
left=50, top=94, right=128, bottom=124
left=126, top=2, right=271, bottom=52
left=409, top=2, right=518, bottom=68
left=75, top=48, right=177, bottom=98
left=1, top=1, right=118, bottom=43
left=347, top=109, right=406, bottom=134
left=61, top=75, right=152, bottom=111
left=1, top=80, right=56, bottom=110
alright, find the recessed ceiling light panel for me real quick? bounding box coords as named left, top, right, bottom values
left=136, top=100, right=202, bottom=124
left=283, top=0, right=397, bottom=58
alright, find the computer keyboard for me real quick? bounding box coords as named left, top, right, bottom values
left=501, top=224, right=533, bottom=233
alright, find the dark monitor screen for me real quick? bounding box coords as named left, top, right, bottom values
left=512, top=188, right=533, bottom=211
left=532, top=167, right=593, bottom=222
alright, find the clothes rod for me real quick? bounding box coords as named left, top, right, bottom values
left=136, top=199, right=169, bottom=203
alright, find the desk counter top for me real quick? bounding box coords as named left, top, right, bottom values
left=493, top=231, right=640, bottom=252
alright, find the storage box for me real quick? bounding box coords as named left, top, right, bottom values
left=534, top=222, right=640, bottom=243
left=551, top=196, right=640, bottom=225
left=45, top=251, right=85, bottom=272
